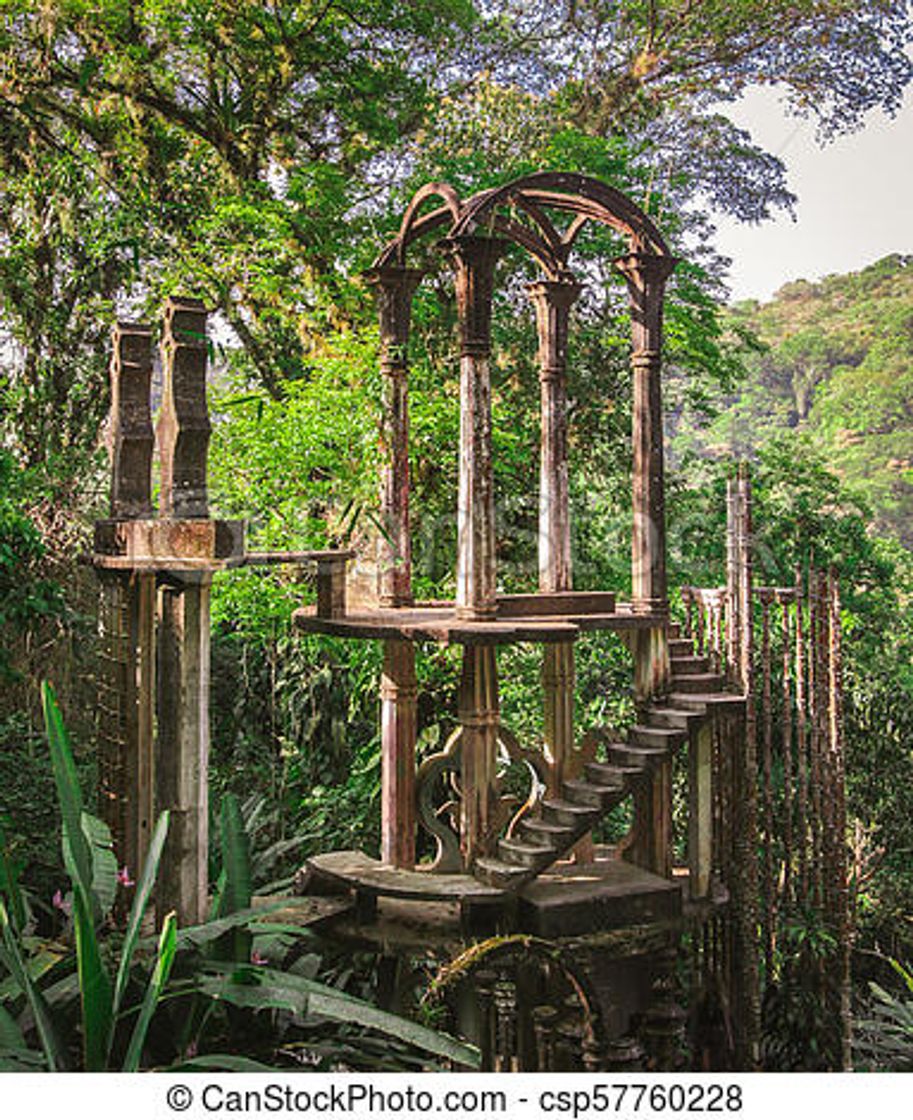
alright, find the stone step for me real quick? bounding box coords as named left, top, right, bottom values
left=584, top=760, right=633, bottom=788
left=562, top=777, right=621, bottom=810
left=670, top=655, right=710, bottom=676
left=667, top=622, right=682, bottom=639
left=498, top=836, right=555, bottom=869
left=667, top=690, right=745, bottom=712
left=631, top=724, right=687, bottom=750
left=606, top=742, right=667, bottom=769
left=474, top=856, right=531, bottom=889
left=669, top=672, right=725, bottom=694
left=646, top=705, right=703, bottom=731
left=669, top=638, right=695, bottom=658
left=518, top=817, right=577, bottom=847
left=542, top=798, right=600, bottom=829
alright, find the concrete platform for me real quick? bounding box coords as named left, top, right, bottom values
left=303, top=850, right=683, bottom=941
left=306, top=850, right=505, bottom=902
left=517, top=857, right=682, bottom=938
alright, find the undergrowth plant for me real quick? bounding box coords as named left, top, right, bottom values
left=854, top=959, right=913, bottom=1071
left=0, top=683, right=478, bottom=1072
left=0, top=683, right=175, bottom=1070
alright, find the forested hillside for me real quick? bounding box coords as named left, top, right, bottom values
left=0, top=0, right=911, bottom=1075
left=678, top=254, right=913, bottom=547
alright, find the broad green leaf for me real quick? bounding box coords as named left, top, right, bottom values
left=42, top=683, right=93, bottom=906
left=890, top=959, right=913, bottom=995
left=0, top=900, right=68, bottom=1071
left=0, top=942, right=67, bottom=1002
left=80, top=812, right=118, bottom=917
left=72, top=885, right=112, bottom=1071
left=0, top=1047, right=46, bottom=1070
left=122, top=911, right=177, bottom=1072
left=219, top=794, right=253, bottom=962
left=0, top=1003, right=25, bottom=1050
left=111, top=811, right=169, bottom=1035
left=195, top=971, right=307, bottom=1017
left=162, top=902, right=288, bottom=952
left=0, top=822, right=27, bottom=933
left=37, top=971, right=80, bottom=1010
left=207, top=964, right=479, bottom=1068
left=208, top=867, right=227, bottom=921
left=169, top=1054, right=277, bottom=1072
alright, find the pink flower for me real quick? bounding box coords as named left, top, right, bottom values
left=250, top=949, right=269, bottom=966
left=52, top=889, right=71, bottom=917
left=117, top=866, right=135, bottom=888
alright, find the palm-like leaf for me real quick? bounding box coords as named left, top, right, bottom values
left=122, top=912, right=178, bottom=1072
left=0, top=822, right=27, bottom=933
left=42, top=684, right=93, bottom=909
left=111, top=811, right=170, bottom=1047
left=218, top=794, right=253, bottom=963
left=71, top=882, right=113, bottom=1071
left=80, top=812, right=118, bottom=917
left=201, top=963, right=479, bottom=1067
left=0, top=1002, right=25, bottom=1050
left=0, top=900, right=68, bottom=1070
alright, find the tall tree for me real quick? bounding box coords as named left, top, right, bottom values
left=0, top=0, right=909, bottom=462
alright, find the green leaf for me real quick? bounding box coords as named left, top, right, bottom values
left=195, top=971, right=306, bottom=1016
left=111, top=811, right=169, bottom=1041
left=147, top=902, right=289, bottom=951
left=122, top=911, right=177, bottom=1072
left=206, top=963, right=479, bottom=1067
left=76, top=57, right=100, bottom=94
left=217, top=794, right=253, bottom=963
left=0, top=821, right=27, bottom=933
left=168, top=1054, right=277, bottom=1072
left=0, top=1047, right=47, bottom=1070
left=0, top=1003, right=25, bottom=1051
left=80, top=812, right=117, bottom=917
left=209, top=867, right=227, bottom=921
left=72, top=883, right=112, bottom=1070
left=42, top=683, right=93, bottom=909
left=0, top=900, right=68, bottom=1071
left=890, top=959, right=913, bottom=995
left=220, top=793, right=252, bottom=914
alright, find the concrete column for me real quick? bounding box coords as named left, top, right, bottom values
left=367, top=266, right=423, bottom=869
left=527, top=277, right=581, bottom=596
left=156, top=574, right=211, bottom=925
left=688, top=720, right=714, bottom=899
left=380, top=639, right=418, bottom=868
left=366, top=265, right=422, bottom=607
left=98, top=323, right=156, bottom=881
left=614, top=253, right=676, bottom=616
left=155, top=297, right=212, bottom=924
left=529, top=278, right=583, bottom=809
left=458, top=644, right=500, bottom=868
left=627, top=757, right=673, bottom=879
left=442, top=235, right=507, bottom=620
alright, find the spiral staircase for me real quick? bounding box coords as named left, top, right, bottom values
left=474, top=627, right=744, bottom=889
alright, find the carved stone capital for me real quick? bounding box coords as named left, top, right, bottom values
left=613, top=252, right=677, bottom=291
left=365, top=265, right=423, bottom=364
left=527, top=277, right=582, bottom=382
left=440, top=235, right=508, bottom=356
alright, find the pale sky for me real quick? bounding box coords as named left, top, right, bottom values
left=711, top=86, right=913, bottom=303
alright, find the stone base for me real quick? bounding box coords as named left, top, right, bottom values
left=517, top=857, right=682, bottom=938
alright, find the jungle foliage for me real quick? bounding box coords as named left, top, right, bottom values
left=0, top=0, right=911, bottom=1073
left=0, top=686, right=476, bottom=1071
